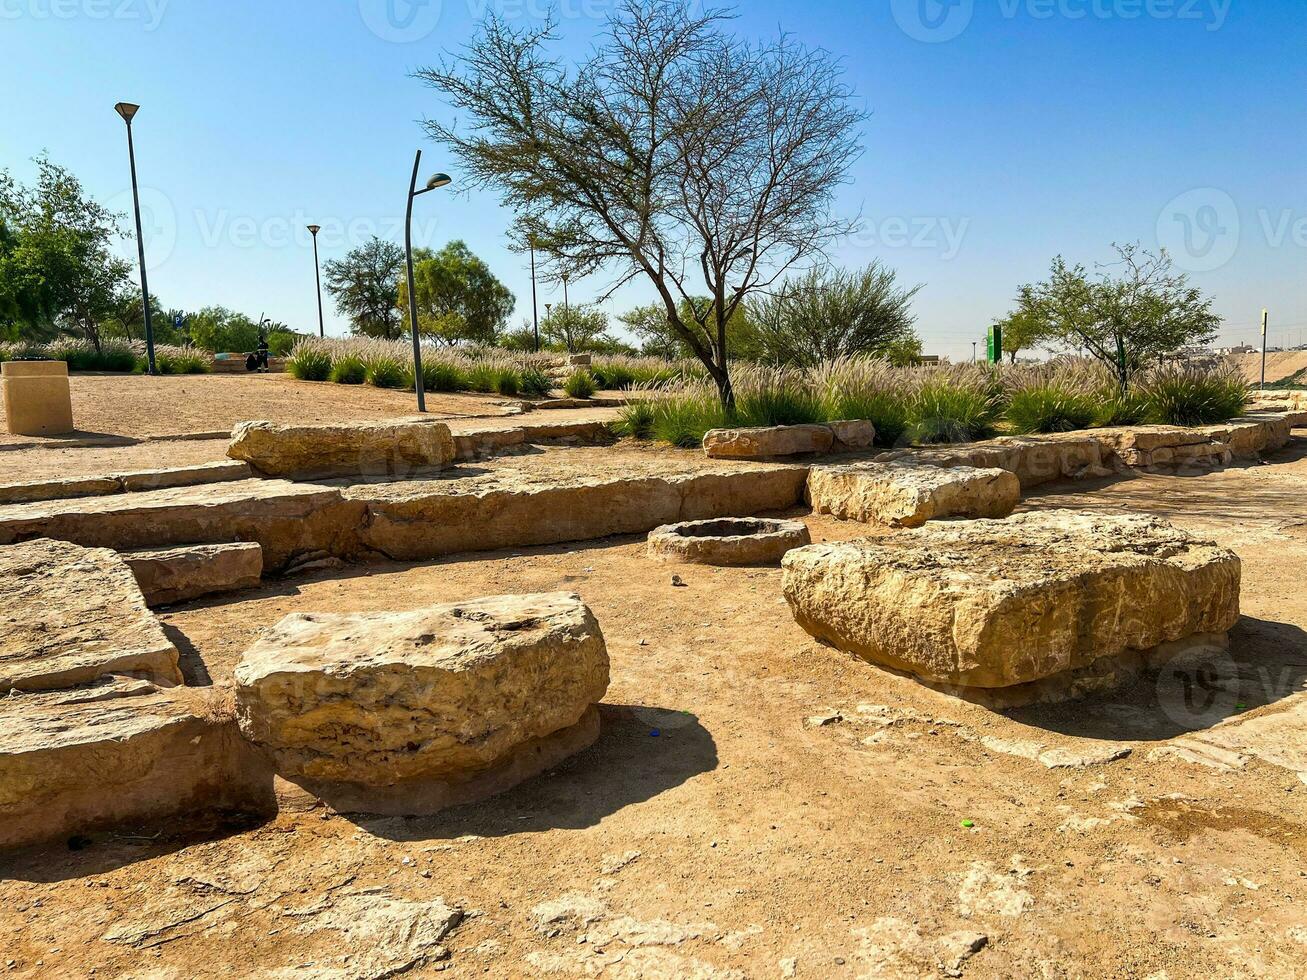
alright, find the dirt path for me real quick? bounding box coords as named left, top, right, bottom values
left=3, top=445, right=1307, bottom=977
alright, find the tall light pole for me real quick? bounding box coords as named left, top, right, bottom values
left=114, top=102, right=156, bottom=376
left=405, top=149, right=451, bottom=413
left=562, top=273, right=570, bottom=314
left=529, top=238, right=540, bottom=352
left=307, top=224, right=325, bottom=338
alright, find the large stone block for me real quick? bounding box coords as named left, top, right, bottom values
left=782, top=511, right=1240, bottom=697
left=228, top=419, right=454, bottom=480
left=123, top=541, right=264, bottom=607
left=703, top=424, right=834, bottom=460
left=807, top=462, right=1020, bottom=527
left=0, top=677, right=268, bottom=850
left=0, top=539, right=181, bottom=693
left=234, top=592, right=610, bottom=813
left=0, top=479, right=365, bottom=572
left=346, top=458, right=808, bottom=562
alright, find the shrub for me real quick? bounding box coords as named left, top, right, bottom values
left=813, top=356, right=913, bottom=447
left=1094, top=389, right=1151, bottom=426
left=364, top=352, right=409, bottom=389
left=1140, top=364, right=1247, bottom=426
left=649, top=385, right=729, bottom=447
left=495, top=368, right=521, bottom=397
left=422, top=360, right=467, bottom=392
left=734, top=372, right=824, bottom=427
left=613, top=399, right=657, bottom=439
left=564, top=369, right=597, bottom=399
left=267, top=330, right=301, bottom=357
left=464, top=362, right=500, bottom=393
left=155, top=346, right=212, bottom=375
left=907, top=374, right=1000, bottom=444
left=520, top=366, right=553, bottom=397
left=99, top=340, right=142, bottom=372
left=1005, top=384, right=1098, bottom=434
left=329, top=354, right=367, bottom=384
left=287, top=342, right=333, bottom=381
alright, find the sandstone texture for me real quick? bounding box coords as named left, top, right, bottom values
left=124, top=541, right=264, bottom=607
left=704, top=424, right=835, bottom=460
left=782, top=510, right=1241, bottom=692
left=807, top=462, right=1020, bottom=527
left=0, top=538, right=181, bottom=693
left=0, top=461, right=250, bottom=507
left=647, top=517, right=811, bottom=566
left=346, top=451, right=808, bottom=562
left=827, top=419, right=877, bottom=451
left=115, top=459, right=253, bottom=492
left=0, top=479, right=365, bottom=572
left=876, top=434, right=1111, bottom=489
left=227, top=419, right=455, bottom=479
left=0, top=677, right=266, bottom=849
left=0, top=475, right=122, bottom=506
left=451, top=419, right=615, bottom=462
left=234, top=592, right=609, bottom=809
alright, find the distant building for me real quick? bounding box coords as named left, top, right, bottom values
left=1217, top=345, right=1256, bottom=355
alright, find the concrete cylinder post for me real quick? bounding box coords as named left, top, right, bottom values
left=2, top=360, right=75, bottom=436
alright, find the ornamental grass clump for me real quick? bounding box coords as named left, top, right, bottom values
left=906, top=366, right=1002, bottom=444
left=1140, top=363, right=1247, bottom=426
left=812, top=355, right=912, bottom=447
left=287, top=340, right=333, bottom=381
left=329, top=353, right=367, bottom=384
left=732, top=365, right=824, bottom=427
left=564, top=369, right=597, bottom=399
left=154, top=345, right=212, bottom=375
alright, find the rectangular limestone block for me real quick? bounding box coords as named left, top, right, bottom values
left=124, top=541, right=264, bottom=607
left=703, top=424, right=835, bottom=460
left=0, top=479, right=365, bottom=572
left=807, top=461, right=1020, bottom=527
left=2, top=360, right=74, bottom=436
left=0, top=539, right=181, bottom=693
left=0, top=475, right=122, bottom=506
left=0, top=678, right=269, bottom=850
left=115, top=460, right=253, bottom=492
left=782, top=510, right=1240, bottom=691
left=227, top=420, right=454, bottom=479
left=345, top=461, right=809, bottom=562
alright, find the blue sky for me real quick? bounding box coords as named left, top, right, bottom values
left=3, top=0, right=1304, bottom=359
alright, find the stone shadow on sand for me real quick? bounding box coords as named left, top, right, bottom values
left=1007, top=616, right=1307, bottom=742
left=344, top=703, right=718, bottom=843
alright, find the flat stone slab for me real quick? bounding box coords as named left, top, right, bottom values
left=344, top=450, right=808, bottom=562
left=0, top=479, right=365, bottom=572
left=0, top=539, right=181, bottom=693
left=807, top=462, right=1020, bottom=527
left=115, top=459, right=252, bottom=492
left=228, top=419, right=455, bottom=480
left=704, top=424, right=835, bottom=460
left=235, top=592, right=610, bottom=812
left=782, top=510, right=1241, bottom=693
left=648, top=517, right=811, bottom=566
left=123, top=541, right=264, bottom=607
left=0, top=475, right=122, bottom=506
left=0, top=677, right=263, bottom=849
left=0, top=461, right=252, bottom=507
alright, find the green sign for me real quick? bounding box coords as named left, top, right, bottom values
left=987, top=324, right=1003, bottom=364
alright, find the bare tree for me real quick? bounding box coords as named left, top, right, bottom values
left=417, top=0, right=864, bottom=408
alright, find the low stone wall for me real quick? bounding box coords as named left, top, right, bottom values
left=452, top=420, right=616, bottom=461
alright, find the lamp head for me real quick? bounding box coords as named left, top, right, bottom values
left=115, top=102, right=140, bottom=123
left=307, top=224, right=321, bottom=236
left=426, top=173, right=452, bottom=191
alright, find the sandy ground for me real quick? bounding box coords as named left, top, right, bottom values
left=0, top=374, right=514, bottom=447
left=3, top=443, right=1307, bottom=977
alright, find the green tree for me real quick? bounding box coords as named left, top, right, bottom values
left=398, top=240, right=515, bottom=345
left=540, top=304, right=612, bottom=352
left=0, top=156, right=131, bottom=349
left=882, top=331, right=925, bottom=367
left=993, top=308, right=1047, bottom=364
left=187, top=306, right=262, bottom=353
left=323, top=237, right=405, bottom=340
left=1018, top=243, right=1221, bottom=391
left=619, top=304, right=684, bottom=359
left=419, top=0, right=863, bottom=408
left=751, top=263, right=921, bottom=367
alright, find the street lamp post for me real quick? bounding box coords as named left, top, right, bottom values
left=529, top=239, right=540, bottom=353
left=307, top=224, right=325, bottom=338
left=114, top=102, right=156, bottom=376
left=404, top=149, right=451, bottom=413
